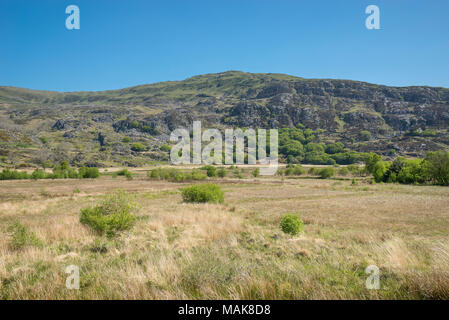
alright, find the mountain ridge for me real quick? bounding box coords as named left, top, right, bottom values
left=1, top=71, right=448, bottom=167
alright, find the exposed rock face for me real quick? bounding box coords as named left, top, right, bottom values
left=1, top=71, right=448, bottom=164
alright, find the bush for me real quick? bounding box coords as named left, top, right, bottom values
left=31, top=169, right=47, bottom=180
left=201, top=165, right=217, bottom=177
left=180, top=184, right=224, bottom=203
left=0, top=169, right=30, bottom=180
left=79, top=167, right=100, bottom=179
left=80, top=190, right=137, bottom=237
left=148, top=168, right=206, bottom=182
left=131, top=142, right=146, bottom=152
left=373, top=161, right=389, bottom=183
left=423, top=151, right=449, bottom=186
left=217, top=167, right=226, bottom=178
left=364, top=153, right=382, bottom=174
left=8, top=222, right=42, bottom=250
left=360, top=130, right=372, bottom=141
left=122, top=136, right=131, bottom=143
left=318, top=167, right=335, bottom=179
left=116, top=169, right=133, bottom=179
left=160, top=144, right=171, bottom=152
left=252, top=168, right=260, bottom=177
left=338, top=167, right=349, bottom=176
left=280, top=214, right=304, bottom=235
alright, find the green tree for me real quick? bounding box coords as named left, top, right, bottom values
left=423, top=151, right=449, bottom=186
left=364, top=153, right=382, bottom=174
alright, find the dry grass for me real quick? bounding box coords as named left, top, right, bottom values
left=0, top=168, right=448, bottom=299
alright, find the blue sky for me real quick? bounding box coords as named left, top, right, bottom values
left=1, top=0, right=448, bottom=92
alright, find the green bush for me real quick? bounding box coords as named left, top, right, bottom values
left=8, top=222, right=42, bottom=250
left=373, top=161, right=389, bottom=183
left=360, top=130, right=372, bottom=141
left=202, top=165, right=217, bottom=177
left=115, top=168, right=133, bottom=179
left=280, top=214, right=304, bottom=235
left=160, top=144, right=171, bottom=152
left=180, top=184, right=224, bottom=204
left=217, top=167, right=226, bottom=178
left=338, top=167, right=349, bottom=176
left=318, top=167, right=335, bottom=179
left=364, top=153, right=382, bottom=174
left=79, top=167, right=100, bottom=179
left=80, top=191, right=137, bottom=237
left=0, top=169, right=30, bottom=180
left=423, top=151, right=449, bottom=186
left=122, top=136, right=131, bottom=143
left=0, top=165, right=100, bottom=180
left=252, top=168, right=260, bottom=177
left=131, top=142, right=146, bottom=152
left=148, top=168, right=206, bottom=182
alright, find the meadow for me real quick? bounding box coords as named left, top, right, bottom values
left=0, top=165, right=448, bottom=299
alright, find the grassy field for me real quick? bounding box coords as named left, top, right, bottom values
left=0, top=166, right=448, bottom=299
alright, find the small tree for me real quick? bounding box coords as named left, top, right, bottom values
left=423, top=151, right=449, bottom=186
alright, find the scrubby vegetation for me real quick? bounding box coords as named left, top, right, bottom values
left=318, top=167, right=335, bottom=179
left=115, top=169, right=133, bottom=180
left=180, top=183, right=224, bottom=203
left=0, top=161, right=100, bottom=180
left=80, top=190, right=137, bottom=237
left=148, top=168, right=207, bottom=182
left=279, top=127, right=366, bottom=165
left=280, top=214, right=304, bottom=235
left=364, top=151, right=449, bottom=186
left=8, top=222, right=42, bottom=250
left=278, top=164, right=306, bottom=176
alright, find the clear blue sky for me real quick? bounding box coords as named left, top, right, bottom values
left=1, top=0, right=448, bottom=92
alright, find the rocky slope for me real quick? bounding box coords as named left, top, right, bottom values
left=0, top=71, right=448, bottom=167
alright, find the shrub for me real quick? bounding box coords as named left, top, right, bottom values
left=148, top=168, right=206, bottom=182
left=180, top=184, right=224, bottom=203
left=364, top=153, right=382, bottom=174
left=373, top=161, right=389, bottom=183
left=131, top=142, right=146, bottom=152
left=318, top=167, right=335, bottom=179
left=31, top=169, right=47, bottom=180
left=160, top=144, right=171, bottom=152
left=360, top=130, right=372, bottom=141
left=202, top=165, right=217, bottom=177
left=80, top=190, right=137, bottom=237
left=252, top=168, right=260, bottom=177
left=0, top=169, right=30, bottom=180
left=338, top=167, right=349, bottom=176
left=122, top=136, right=131, bottom=143
left=280, top=214, right=304, bottom=235
left=347, top=164, right=363, bottom=176
left=8, top=222, right=42, bottom=250
left=423, top=151, right=449, bottom=186
left=217, top=167, right=226, bottom=178
left=79, top=167, right=100, bottom=179
left=115, top=168, right=133, bottom=180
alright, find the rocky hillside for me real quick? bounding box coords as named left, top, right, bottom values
left=1, top=71, right=448, bottom=167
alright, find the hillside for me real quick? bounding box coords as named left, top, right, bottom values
left=1, top=71, right=448, bottom=167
